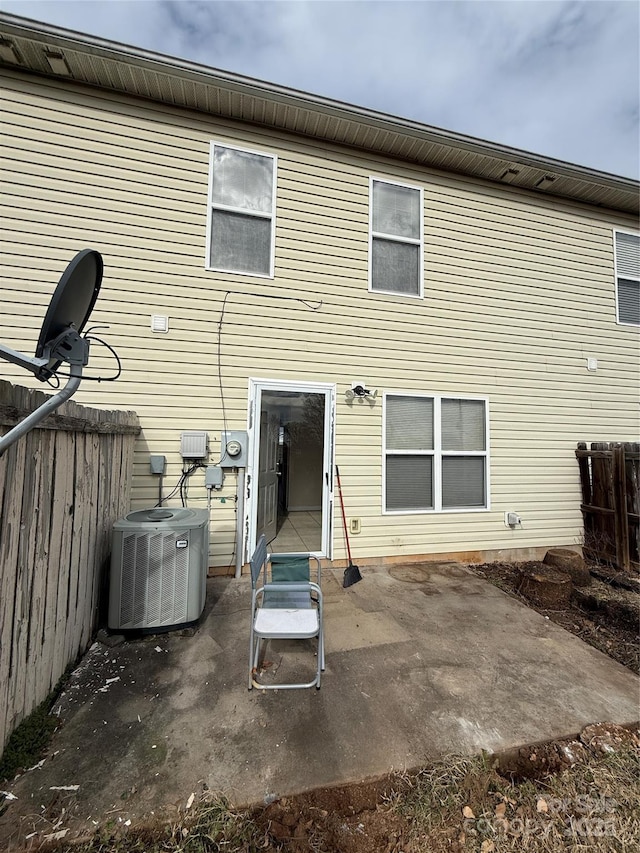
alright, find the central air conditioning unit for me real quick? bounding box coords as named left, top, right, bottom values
left=108, top=507, right=209, bottom=632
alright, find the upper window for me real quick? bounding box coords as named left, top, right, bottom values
left=369, top=178, right=423, bottom=297
left=384, top=393, right=489, bottom=513
left=207, top=143, right=276, bottom=277
left=614, top=230, right=639, bottom=326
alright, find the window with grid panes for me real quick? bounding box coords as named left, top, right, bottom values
left=370, top=179, right=423, bottom=296
left=384, top=394, right=488, bottom=512
left=614, top=231, right=640, bottom=326
left=207, top=144, right=276, bottom=276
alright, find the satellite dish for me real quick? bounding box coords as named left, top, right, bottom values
left=36, top=249, right=103, bottom=380
left=0, top=249, right=105, bottom=455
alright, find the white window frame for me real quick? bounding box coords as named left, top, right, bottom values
left=382, top=391, right=490, bottom=514
left=613, top=228, right=640, bottom=326
left=205, top=141, right=277, bottom=278
left=368, top=177, right=424, bottom=298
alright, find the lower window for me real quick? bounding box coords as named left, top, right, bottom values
left=384, top=393, right=489, bottom=512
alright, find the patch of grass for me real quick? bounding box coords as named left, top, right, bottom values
left=39, top=795, right=265, bottom=853
left=394, top=743, right=640, bottom=852
left=391, top=753, right=500, bottom=845
left=0, top=692, right=61, bottom=784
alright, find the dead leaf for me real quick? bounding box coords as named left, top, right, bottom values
left=529, top=752, right=537, bottom=761
left=462, top=805, right=475, bottom=819
left=537, top=798, right=548, bottom=813
left=481, top=841, right=495, bottom=853
left=44, top=830, right=69, bottom=841
left=495, top=802, right=506, bottom=818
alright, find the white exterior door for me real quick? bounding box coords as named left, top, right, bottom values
left=247, top=379, right=335, bottom=559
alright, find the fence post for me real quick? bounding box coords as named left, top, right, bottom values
left=576, top=442, right=592, bottom=552
left=592, top=442, right=615, bottom=563
left=613, top=444, right=630, bottom=571
left=624, top=442, right=640, bottom=569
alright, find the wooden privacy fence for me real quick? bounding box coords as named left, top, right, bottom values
left=0, top=379, right=139, bottom=755
left=575, top=442, right=640, bottom=572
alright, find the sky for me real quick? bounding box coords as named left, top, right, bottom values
left=0, top=0, right=638, bottom=178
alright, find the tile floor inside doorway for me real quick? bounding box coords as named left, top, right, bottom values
left=271, top=510, right=321, bottom=552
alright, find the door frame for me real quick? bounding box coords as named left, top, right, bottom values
left=246, top=378, right=335, bottom=560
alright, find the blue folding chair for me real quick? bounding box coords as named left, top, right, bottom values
left=248, top=535, right=324, bottom=690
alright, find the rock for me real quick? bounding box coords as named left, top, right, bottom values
left=516, top=563, right=572, bottom=608
left=95, top=629, right=126, bottom=647
left=580, top=723, right=640, bottom=755
left=543, top=548, right=591, bottom=586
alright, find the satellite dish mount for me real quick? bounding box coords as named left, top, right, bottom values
left=0, top=249, right=103, bottom=455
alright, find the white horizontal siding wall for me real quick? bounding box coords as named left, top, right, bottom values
left=1, top=72, right=639, bottom=566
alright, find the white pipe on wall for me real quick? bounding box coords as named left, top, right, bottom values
left=235, top=467, right=245, bottom=579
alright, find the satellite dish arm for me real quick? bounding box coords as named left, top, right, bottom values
left=0, top=342, right=49, bottom=376
left=0, top=362, right=83, bottom=456
left=0, top=328, right=90, bottom=456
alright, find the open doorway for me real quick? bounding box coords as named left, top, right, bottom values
left=249, top=380, right=334, bottom=557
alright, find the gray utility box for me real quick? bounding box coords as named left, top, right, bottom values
left=108, top=507, right=209, bottom=632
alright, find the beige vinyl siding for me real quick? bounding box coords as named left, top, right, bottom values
left=2, top=71, right=639, bottom=566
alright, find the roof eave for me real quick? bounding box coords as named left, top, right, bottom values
left=1, top=12, right=638, bottom=216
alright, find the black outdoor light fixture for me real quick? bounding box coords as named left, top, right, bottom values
left=345, top=381, right=378, bottom=400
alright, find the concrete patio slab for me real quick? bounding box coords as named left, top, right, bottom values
left=0, top=562, right=638, bottom=847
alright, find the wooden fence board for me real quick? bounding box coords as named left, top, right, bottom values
left=33, top=429, right=53, bottom=702
left=82, top=433, right=102, bottom=650
left=25, top=427, right=51, bottom=725
left=67, top=434, right=87, bottom=665
left=10, top=427, right=38, bottom=729
left=623, top=442, right=640, bottom=566
left=51, top=430, right=75, bottom=691
left=41, top=431, right=64, bottom=695
left=0, top=379, right=139, bottom=755
left=0, top=434, right=26, bottom=749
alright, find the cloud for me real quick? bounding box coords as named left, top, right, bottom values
left=1, top=0, right=638, bottom=177
left=158, top=1, right=279, bottom=67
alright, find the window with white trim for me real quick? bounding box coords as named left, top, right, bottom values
left=369, top=178, right=423, bottom=297
left=207, top=143, right=276, bottom=276
left=384, top=393, right=489, bottom=512
left=614, top=230, right=640, bottom=326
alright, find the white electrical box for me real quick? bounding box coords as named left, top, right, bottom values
left=205, top=465, right=224, bottom=489
left=180, top=431, right=209, bottom=459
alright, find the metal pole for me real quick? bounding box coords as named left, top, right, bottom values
left=0, top=365, right=82, bottom=456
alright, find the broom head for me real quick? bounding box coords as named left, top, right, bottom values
left=343, top=563, right=362, bottom=588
